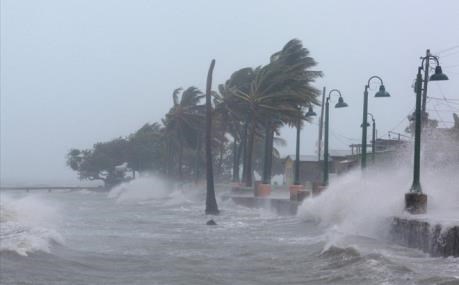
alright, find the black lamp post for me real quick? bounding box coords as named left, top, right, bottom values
left=368, top=113, right=376, bottom=164
left=293, top=106, right=316, bottom=185
left=361, top=76, right=390, bottom=169
left=323, top=89, right=348, bottom=186
left=360, top=113, right=376, bottom=164
left=406, top=50, right=448, bottom=214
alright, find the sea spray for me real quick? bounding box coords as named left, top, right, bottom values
left=108, top=175, right=204, bottom=204
left=298, top=159, right=459, bottom=249
left=108, top=175, right=170, bottom=203
left=0, top=193, right=64, bottom=256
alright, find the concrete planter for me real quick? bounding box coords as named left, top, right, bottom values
left=289, top=184, right=311, bottom=201
left=255, top=183, right=272, bottom=197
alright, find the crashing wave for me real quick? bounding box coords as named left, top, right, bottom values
left=0, top=194, right=64, bottom=256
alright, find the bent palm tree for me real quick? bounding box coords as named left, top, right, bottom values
left=163, top=87, right=205, bottom=181
left=233, top=39, right=322, bottom=186
left=214, top=67, right=256, bottom=182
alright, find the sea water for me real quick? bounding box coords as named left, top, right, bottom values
left=1, top=174, right=458, bottom=285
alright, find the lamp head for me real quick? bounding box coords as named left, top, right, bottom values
left=335, top=96, right=348, bottom=108
left=305, top=106, right=317, bottom=117
left=374, top=84, right=390, bottom=97
left=430, top=65, right=449, bottom=81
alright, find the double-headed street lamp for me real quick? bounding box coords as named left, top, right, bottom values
left=406, top=50, right=448, bottom=214
left=361, top=76, right=390, bottom=169
left=323, top=89, right=348, bottom=186
left=421, top=49, right=449, bottom=114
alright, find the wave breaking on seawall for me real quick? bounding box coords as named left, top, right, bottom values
left=297, top=164, right=459, bottom=248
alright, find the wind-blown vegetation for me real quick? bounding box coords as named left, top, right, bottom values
left=66, top=39, right=322, bottom=188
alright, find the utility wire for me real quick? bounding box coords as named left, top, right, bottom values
left=428, top=97, right=459, bottom=102
left=439, top=50, right=459, bottom=58
left=430, top=103, right=447, bottom=127
left=435, top=84, right=459, bottom=111
left=388, top=109, right=413, bottom=133
left=436, top=45, right=459, bottom=54
left=443, top=63, right=459, bottom=69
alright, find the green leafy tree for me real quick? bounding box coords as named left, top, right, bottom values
left=67, top=138, right=130, bottom=188
left=127, top=122, right=164, bottom=176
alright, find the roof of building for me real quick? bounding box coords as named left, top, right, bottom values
left=284, top=154, right=319, bottom=162
left=284, top=150, right=355, bottom=162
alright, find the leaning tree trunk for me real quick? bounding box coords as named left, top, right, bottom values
left=218, top=142, right=224, bottom=180
left=205, top=59, right=219, bottom=215
left=240, top=120, right=249, bottom=183
left=262, top=120, right=274, bottom=184
left=232, top=136, right=240, bottom=182
left=195, top=135, right=202, bottom=183
left=165, top=139, right=173, bottom=178
left=165, top=141, right=170, bottom=177
left=244, top=113, right=256, bottom=187
left=178, top=135, right=183, bottom=182
left=217, top=116, right=227, bottom=180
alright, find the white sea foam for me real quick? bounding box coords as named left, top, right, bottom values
left=298, top=160, right=459, bottom=246
left=0, top=193, right=64, bottom=256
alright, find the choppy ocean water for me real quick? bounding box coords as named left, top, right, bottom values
left=1, top=175, right=458, bottom=285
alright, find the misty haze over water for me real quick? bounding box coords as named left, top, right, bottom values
left=1, top=1, right=459, bottom=284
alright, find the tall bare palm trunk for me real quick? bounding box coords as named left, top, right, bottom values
left=205, top=59, right=219, bottom=215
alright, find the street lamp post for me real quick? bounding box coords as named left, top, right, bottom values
left=293, top=106, right=316, bottom=185
left=361, top=76, right=390, bottom=169
left=323, top=89, right=348, bottom=186
left=368, top=113, right=376, bottom=164
left=361, top=113, right=376, bottom=164
left=405, top=50, right=448, bottom=214
left=290, top=106, right=316, bottom=201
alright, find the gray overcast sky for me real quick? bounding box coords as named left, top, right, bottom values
left=1, top=0, right=459, bottom=185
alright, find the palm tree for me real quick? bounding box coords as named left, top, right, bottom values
left=205, top=59, right=219, bottom=215
left=262, top=40, right=322, bottom=187
left=214, top=67, right=256, bottom=183
left=163, top=86, right=205, bottom=181
left=233, top=39, right=322, bottom=187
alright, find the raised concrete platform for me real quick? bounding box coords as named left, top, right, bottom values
left=390, top=216, right=459, bottom=257
left=224, top=195, right=299, bottom=216
left=230, top=185, right=254, bottom=195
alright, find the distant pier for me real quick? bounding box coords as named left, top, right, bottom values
left=0, top=186, right=106, bottom=192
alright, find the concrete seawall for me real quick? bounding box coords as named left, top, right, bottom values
left=390, top=217, right=459, bottom=257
